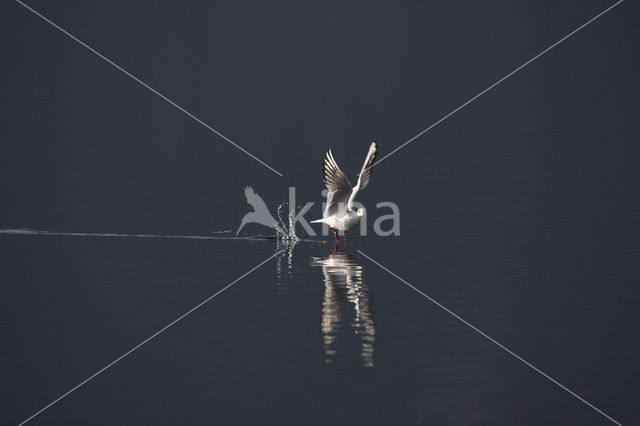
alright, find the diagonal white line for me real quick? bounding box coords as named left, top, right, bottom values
left=357, top=250, right=623, bottom=426
left=365, top=0, right=623, bottom=174
left=15, top=0, right=283, bottom=177
left=17, top=250, right=281, bottom=426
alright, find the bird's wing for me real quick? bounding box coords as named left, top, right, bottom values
left=348, top=142, right=377, bottom=209
left=323, top=149, right=352, bottom=218
left=244, top=186, right=271, bottom=214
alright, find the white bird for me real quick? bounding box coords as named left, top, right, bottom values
left=311, top=142, right=378, bottom=240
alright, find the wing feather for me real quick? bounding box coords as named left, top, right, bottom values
left=348, top=142, right=378, bottom=209
left=322, top=149, right=352, bottom=218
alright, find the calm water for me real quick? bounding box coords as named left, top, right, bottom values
left=1, top=230, right=638, bottom=425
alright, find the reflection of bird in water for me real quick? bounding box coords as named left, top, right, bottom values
left=310, top=252, right=375, bottom=367
left=236, top=186, right=286, bottom=236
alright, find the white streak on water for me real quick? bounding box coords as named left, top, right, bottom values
left=0, top=228, right=266, bottom=241
left=0, top=228, right=319, bottom=243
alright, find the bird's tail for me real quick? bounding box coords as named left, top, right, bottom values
left=310, top=218, right=326, bottom=224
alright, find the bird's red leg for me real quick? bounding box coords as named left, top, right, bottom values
left=343, top=231, right=347, bottom=240
left=340, top=242, right=347, bottom=252
left=329, top=228, right=338, bottom=240
left=329, top=242, right=338, bottom=255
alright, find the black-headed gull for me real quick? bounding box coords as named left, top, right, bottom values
left=311, top=142, right=378, bottom=240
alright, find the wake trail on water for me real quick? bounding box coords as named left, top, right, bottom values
left=1, top=200, right=325, bottom=243
left=0, top=228, right=321, bottom=243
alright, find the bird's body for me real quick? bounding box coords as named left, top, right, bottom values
left=314, top=211, right=362, bottom=232
left=311, top=142, right=378, bottom=239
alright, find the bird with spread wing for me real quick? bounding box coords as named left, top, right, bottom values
left=311, top=142, right=378, bottom=240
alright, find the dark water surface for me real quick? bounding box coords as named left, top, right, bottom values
left=2, top=233, right=638, bottom=425
left=2, top=0, right=639, bottom=425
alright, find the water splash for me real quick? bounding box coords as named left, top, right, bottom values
left=275, top=201, right=298, bottom=241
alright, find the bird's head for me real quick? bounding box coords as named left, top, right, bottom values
left=356, top=208, right=365, bottom=217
